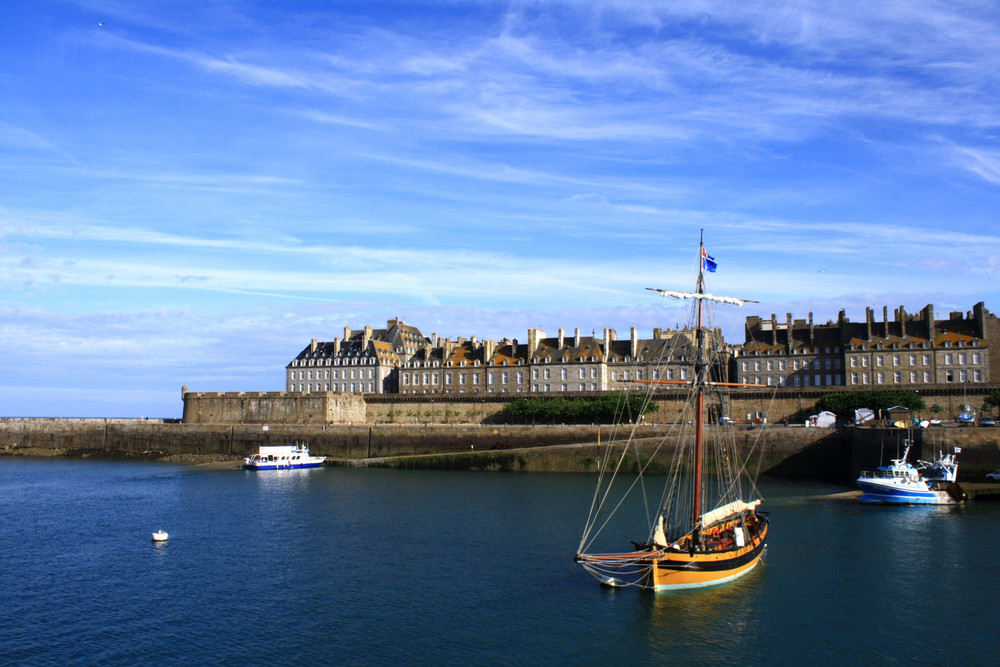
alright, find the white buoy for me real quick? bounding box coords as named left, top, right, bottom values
left=152, top=529, right=169, bottom=542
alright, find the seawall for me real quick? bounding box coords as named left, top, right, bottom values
left=4, top=418, right=1000, bottom=481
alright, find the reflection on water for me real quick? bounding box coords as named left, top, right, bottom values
left=4, top=462, right=1000, bottom=665
left=641, top=562, right=766, bottom=655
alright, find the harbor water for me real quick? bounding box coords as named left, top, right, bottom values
left=2, top=458, right=999, bottom=665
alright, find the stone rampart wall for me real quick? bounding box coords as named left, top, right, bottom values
left=182, top=391, right=366, bottom=425
left=180, top=385, right=997, bottom=427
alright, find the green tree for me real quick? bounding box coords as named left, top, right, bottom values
left=984, top=390, right=1000, bottom=411
left=816, top=390, right=926, bottom=417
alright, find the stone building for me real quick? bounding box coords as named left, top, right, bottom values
left=392, top=325, right=710, bottom=395
left=286, top=318, right=425, bottom=394
left=740, top=303, right=993, bottom=389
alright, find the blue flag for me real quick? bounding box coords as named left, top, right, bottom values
left=701, top=247, right=717, bottom=273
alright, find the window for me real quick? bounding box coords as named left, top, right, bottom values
left=893, top=371, right=901, bottom=384
left=910, top=371, right=918, bottom=383
left=876, top=356, right=884, bottom=367
left=876, top=372, right=885, bottom=384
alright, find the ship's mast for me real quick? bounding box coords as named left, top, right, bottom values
left=693, top=231, right=706, bottom=528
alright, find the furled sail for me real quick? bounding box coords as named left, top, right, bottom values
left=652, top=515, right=668, bottom=548
left=646, top=288, right=757, bottom=306
left=700, top=499, right=762, bottom=528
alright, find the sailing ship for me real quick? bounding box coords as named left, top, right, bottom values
left=575, top=235, right=770, bottom=591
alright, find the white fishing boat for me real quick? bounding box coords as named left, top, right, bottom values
left=152, top=529, right=169, bottom=542
left=575, top=233, right=770, bottom=591
left=856, top=442, right=965, bottom=504
left=243, top=443, right=326, bottom=470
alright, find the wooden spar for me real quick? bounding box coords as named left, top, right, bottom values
left=693, top=233, right=705, bottom=529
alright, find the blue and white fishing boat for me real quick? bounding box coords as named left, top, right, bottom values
left=856, top=442, right=965, bottom=504
left=243, top=443, right=326, bottom=470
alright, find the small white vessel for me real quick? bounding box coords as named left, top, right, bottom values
left=857, top=442, right=965, bottom=504
left=243, top=443, right=326, bottom=470
left=152, top=530, right=169, bottom=542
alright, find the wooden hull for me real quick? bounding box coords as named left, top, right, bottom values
left=643, top=517, right=769, bottom=591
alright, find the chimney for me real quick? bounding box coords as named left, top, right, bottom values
left=630, top=326, right=638, bottom=358
left=770, top=314, right=777, bottom=345
left=923, top=304, right=935, bottom=339
left=485, top=339, right=496, bottom=360
left=808, top=312, right=814, bottom=344
left=528, top=328, right=545, bottom=355
left=310, top=338, right=318, bottom=353
left=603, top=327, right=616, bottom=355
left=558, top=327, right=565, bottom=349
left=882, top=306, right=888, bottom=338
left=574, top=327, right=580, bottom=347
left=344, top=326, right=352, bottom=341
left=866, top=307, right=873, bottom=340
left=334, top=337, right=341, bottom=355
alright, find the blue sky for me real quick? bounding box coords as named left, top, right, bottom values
left=3, top=1, right=1000, bottom=418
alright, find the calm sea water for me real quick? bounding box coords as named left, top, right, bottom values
left=2, top=458, right=999, bottom=666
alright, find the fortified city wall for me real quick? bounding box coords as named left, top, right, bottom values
left=182, top=385, right=997, bottom=427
